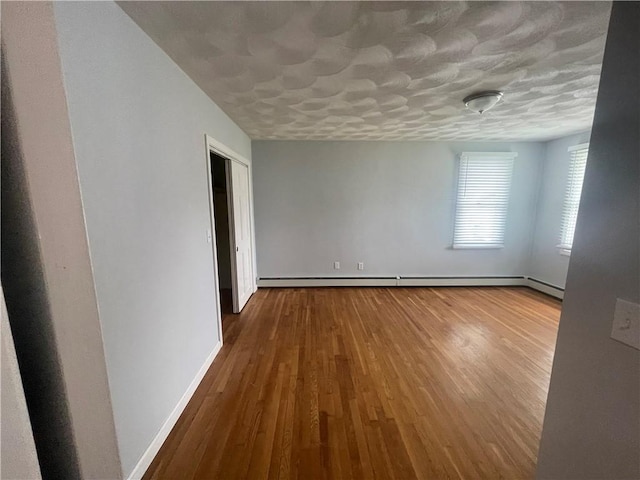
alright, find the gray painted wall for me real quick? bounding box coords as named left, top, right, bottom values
left=529, top=131, right=591, bottom=288
left=536, top=2, right=639, bottom=478
left=53, top=2, right=251, bottom=477
left=252, top=141, right=544, bottom=278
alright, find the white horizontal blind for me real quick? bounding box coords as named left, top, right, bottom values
left=453, top=153, right=516, bottom=249
left=559, top=144, right=589, bottom=252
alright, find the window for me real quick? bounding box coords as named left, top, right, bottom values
left=453, top=152, right=516, bottom=249
left=558, top=144, right=589, bottom=254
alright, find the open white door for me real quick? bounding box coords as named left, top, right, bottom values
left=229, top=160, right=254, bottom=312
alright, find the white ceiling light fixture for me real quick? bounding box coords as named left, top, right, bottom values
left=463, top=91, right=504, bottom=114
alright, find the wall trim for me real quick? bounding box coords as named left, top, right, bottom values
left=526, top=277, right=565, bottom=299
left=127, top=340, right=223, bottom=480
left=258, top=276, right=528, bottom=288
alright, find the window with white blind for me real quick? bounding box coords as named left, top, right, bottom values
left=558, top=144, right=589, bottom=254
left=453, top=152, right=516, bottom=249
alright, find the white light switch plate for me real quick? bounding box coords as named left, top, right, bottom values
left=611, top=298, right=640, bottom=350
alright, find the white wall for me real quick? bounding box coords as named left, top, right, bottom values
left=52, top=2, right=251, bottom=477
left=252, top=141, right=544, bottom=279
left=529, top=132, right=591, bottom=288
left=536, top=2, right=639, bottom=478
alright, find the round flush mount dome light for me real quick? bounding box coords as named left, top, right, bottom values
left=463, top=90, right=504, bottom=114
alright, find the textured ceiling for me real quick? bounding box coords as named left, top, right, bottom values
left=119, top=1, right=611, bottom=141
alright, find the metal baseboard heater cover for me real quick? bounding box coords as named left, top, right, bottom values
left=258, top=275, right=525, bottom=287
left=256, top=276, right=564, bottom=299
left=526, top=277, right=565, bottom=299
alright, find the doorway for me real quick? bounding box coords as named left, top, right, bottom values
left=210, top=152, right=233, bottom=316
left=205, top=135, right=256, bottom=326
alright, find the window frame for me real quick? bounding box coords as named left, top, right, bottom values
left=452, top=152, right=517, bottom=250
left=558, top=143, right=589, bottom=256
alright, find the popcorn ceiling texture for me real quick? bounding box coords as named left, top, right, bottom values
left=119, top=1, right=611, bottom=141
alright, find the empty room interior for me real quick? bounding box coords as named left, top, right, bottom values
left=2, top=1, right=639, bottom=480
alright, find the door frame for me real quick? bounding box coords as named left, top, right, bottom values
left=204, top=135, right=257, bottom=320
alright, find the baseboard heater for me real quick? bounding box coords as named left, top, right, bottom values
left=257, top=275, right=564, bottom=299
left=258, top=276, right=398, bottom=287
left=258, top=275, right=526, bottom=287
left=526, top=277, right=565, bottom=299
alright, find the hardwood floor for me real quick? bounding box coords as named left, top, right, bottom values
left=143, top=287, right=561, bottom=480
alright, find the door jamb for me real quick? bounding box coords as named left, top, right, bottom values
left=204, top=135, right=256, bottom=322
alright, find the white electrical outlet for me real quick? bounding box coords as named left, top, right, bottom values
left=334, top=261, right=340, bottom=270
left=611, top=298, right=640, bottom=350
left=358, top=262, right=364, bottom=270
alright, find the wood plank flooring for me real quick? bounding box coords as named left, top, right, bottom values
left=143, top=287, right=561, bottom=480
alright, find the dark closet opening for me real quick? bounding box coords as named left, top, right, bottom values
left=210, top=152, right=233, bottom=316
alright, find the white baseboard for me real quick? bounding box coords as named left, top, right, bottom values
left=526, top=277, right=564, bottom=299
left=258, top=276, right=527, bottom=288
left=127, top=340, right=223, bottom=480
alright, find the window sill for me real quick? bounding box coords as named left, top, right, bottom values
left=557, top=248, right=572, bottom=257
